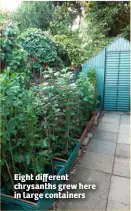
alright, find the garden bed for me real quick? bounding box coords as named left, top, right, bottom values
left=1, top=168, right=65, bottom=211
left=53, top=112, right=97, bottom=173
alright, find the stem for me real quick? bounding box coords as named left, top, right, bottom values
left=2, top=152, right=15, bottom=190
left=44, top=118, right=49, bottom=138
left=65, top=83, right=69, bottom=155
left=5, top=116, right=16, bottom=175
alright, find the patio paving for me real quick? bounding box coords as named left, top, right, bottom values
left=93, top=130, right=117, bottom=143
left=97, top=122, right=119, bottom=133
left=116, top=143, right=130, bottom=158
left=108, top=176, right=130, bottom=204
left=87, top=139, right=116, bottom=156
left=57, top=112, right=130, bottom=210
left=117, top=133, right=130, bottom=144
left=79, top=151, right=114, bottom=174
left=113, top=157, right=130, bottom=178
left=107, top=200, right=130, bottom=211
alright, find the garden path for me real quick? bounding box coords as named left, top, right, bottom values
left=57, top=112, right=130, bottom=210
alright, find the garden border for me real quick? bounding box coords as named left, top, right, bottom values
left=79, top=111, right=97, bottom=145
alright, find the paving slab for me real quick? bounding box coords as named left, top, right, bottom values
left=70, top=168, right=111, bottom=200
left=97, top=123, right=119, bottom=133
left=116, top=143, right=130, bottom=158
left=79, top=151, right=114, bottom=174
left=93, top=130, right=117, bottom=143
left=120, top=115, right=130, bottom=125
left=87, top=139, right=116, bottom=156
left=113, top=157, right=130, bottom=178
left=57, top=195, right=107, bottom=210
left=108, top=175, right=130, bottom=204
left=107, top=199, right=130, bottom=211
left=119, top=124, right=130, bottom=134
left=117, top=133, right=130, bottom=144
left=100, top=116, right=120, bottom=124
left=104, top=113, right=121, bottom=117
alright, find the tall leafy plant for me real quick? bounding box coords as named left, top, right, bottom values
left=35, top=69, right=97, bottom=158
left=0, top=70, right=53, bottom=193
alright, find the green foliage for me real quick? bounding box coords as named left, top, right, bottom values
left=35, top=68, right=97, bottom=157
left=2, top=1, right=129, bottom=197
left=87, top=68, right=97, bottom=87
left=53, top=34, right=85, bottom=67
left=8, top=1, right=129, bottom=65
left=0, top=10, right=11, bottom=21
left=77, top=71, right=97, bottom=116
left=79, top=18, right=112, bottom=60
left=12, top=1, right=83, bottom=35
left=86, top=68, right=98, bottom=106
left=1, top=66, right=97, bottom=194
left=50, top=3, right=80, bottom=35
left=84, top=1, right=130, bottom=39
left=0, top=20, right=29, bottom=74
left=79, top=1, right=130, bottom=60
left=18, top=28, right=65, bottom=71
left=0, top=70, right=53, bottom=191
left=75, top=1, right=130, bottom=61
left=12, top=1, right=53, bottom=32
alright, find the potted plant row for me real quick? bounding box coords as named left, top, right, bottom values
left=0, top=71, right=65, bottom=211
left=51, top=69, right=98, bottom=172
left=1, top=69, right=97, bottom=210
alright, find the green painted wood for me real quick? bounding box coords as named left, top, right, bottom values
left=53, top=140, right=80, bottom=173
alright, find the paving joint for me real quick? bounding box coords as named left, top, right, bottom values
left=112, top=173, right=130, bottom=179
left=76, top=165, right=113, bottom=176
left=105, top=114, right=121, bottom=210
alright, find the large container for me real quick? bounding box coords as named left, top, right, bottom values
left=53, top=140, right=80, bottom=173
left=1, top=167, right=65, bottom=211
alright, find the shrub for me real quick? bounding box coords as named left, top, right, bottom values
left=53, top=34, right=85, bottom=67
left=0, top=20, right=29, bottom=73
left=18, top=28, right=66, bottom=72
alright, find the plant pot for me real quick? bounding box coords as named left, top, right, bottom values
left=1, top=168, right=65, bottom=211
left=43, top=64, right=48, bottom=70
left=69, top=65, right=75, bottom=71
left=79, top=112, right=97, bottom=145
left=53, top=140, right=80, bottom=173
